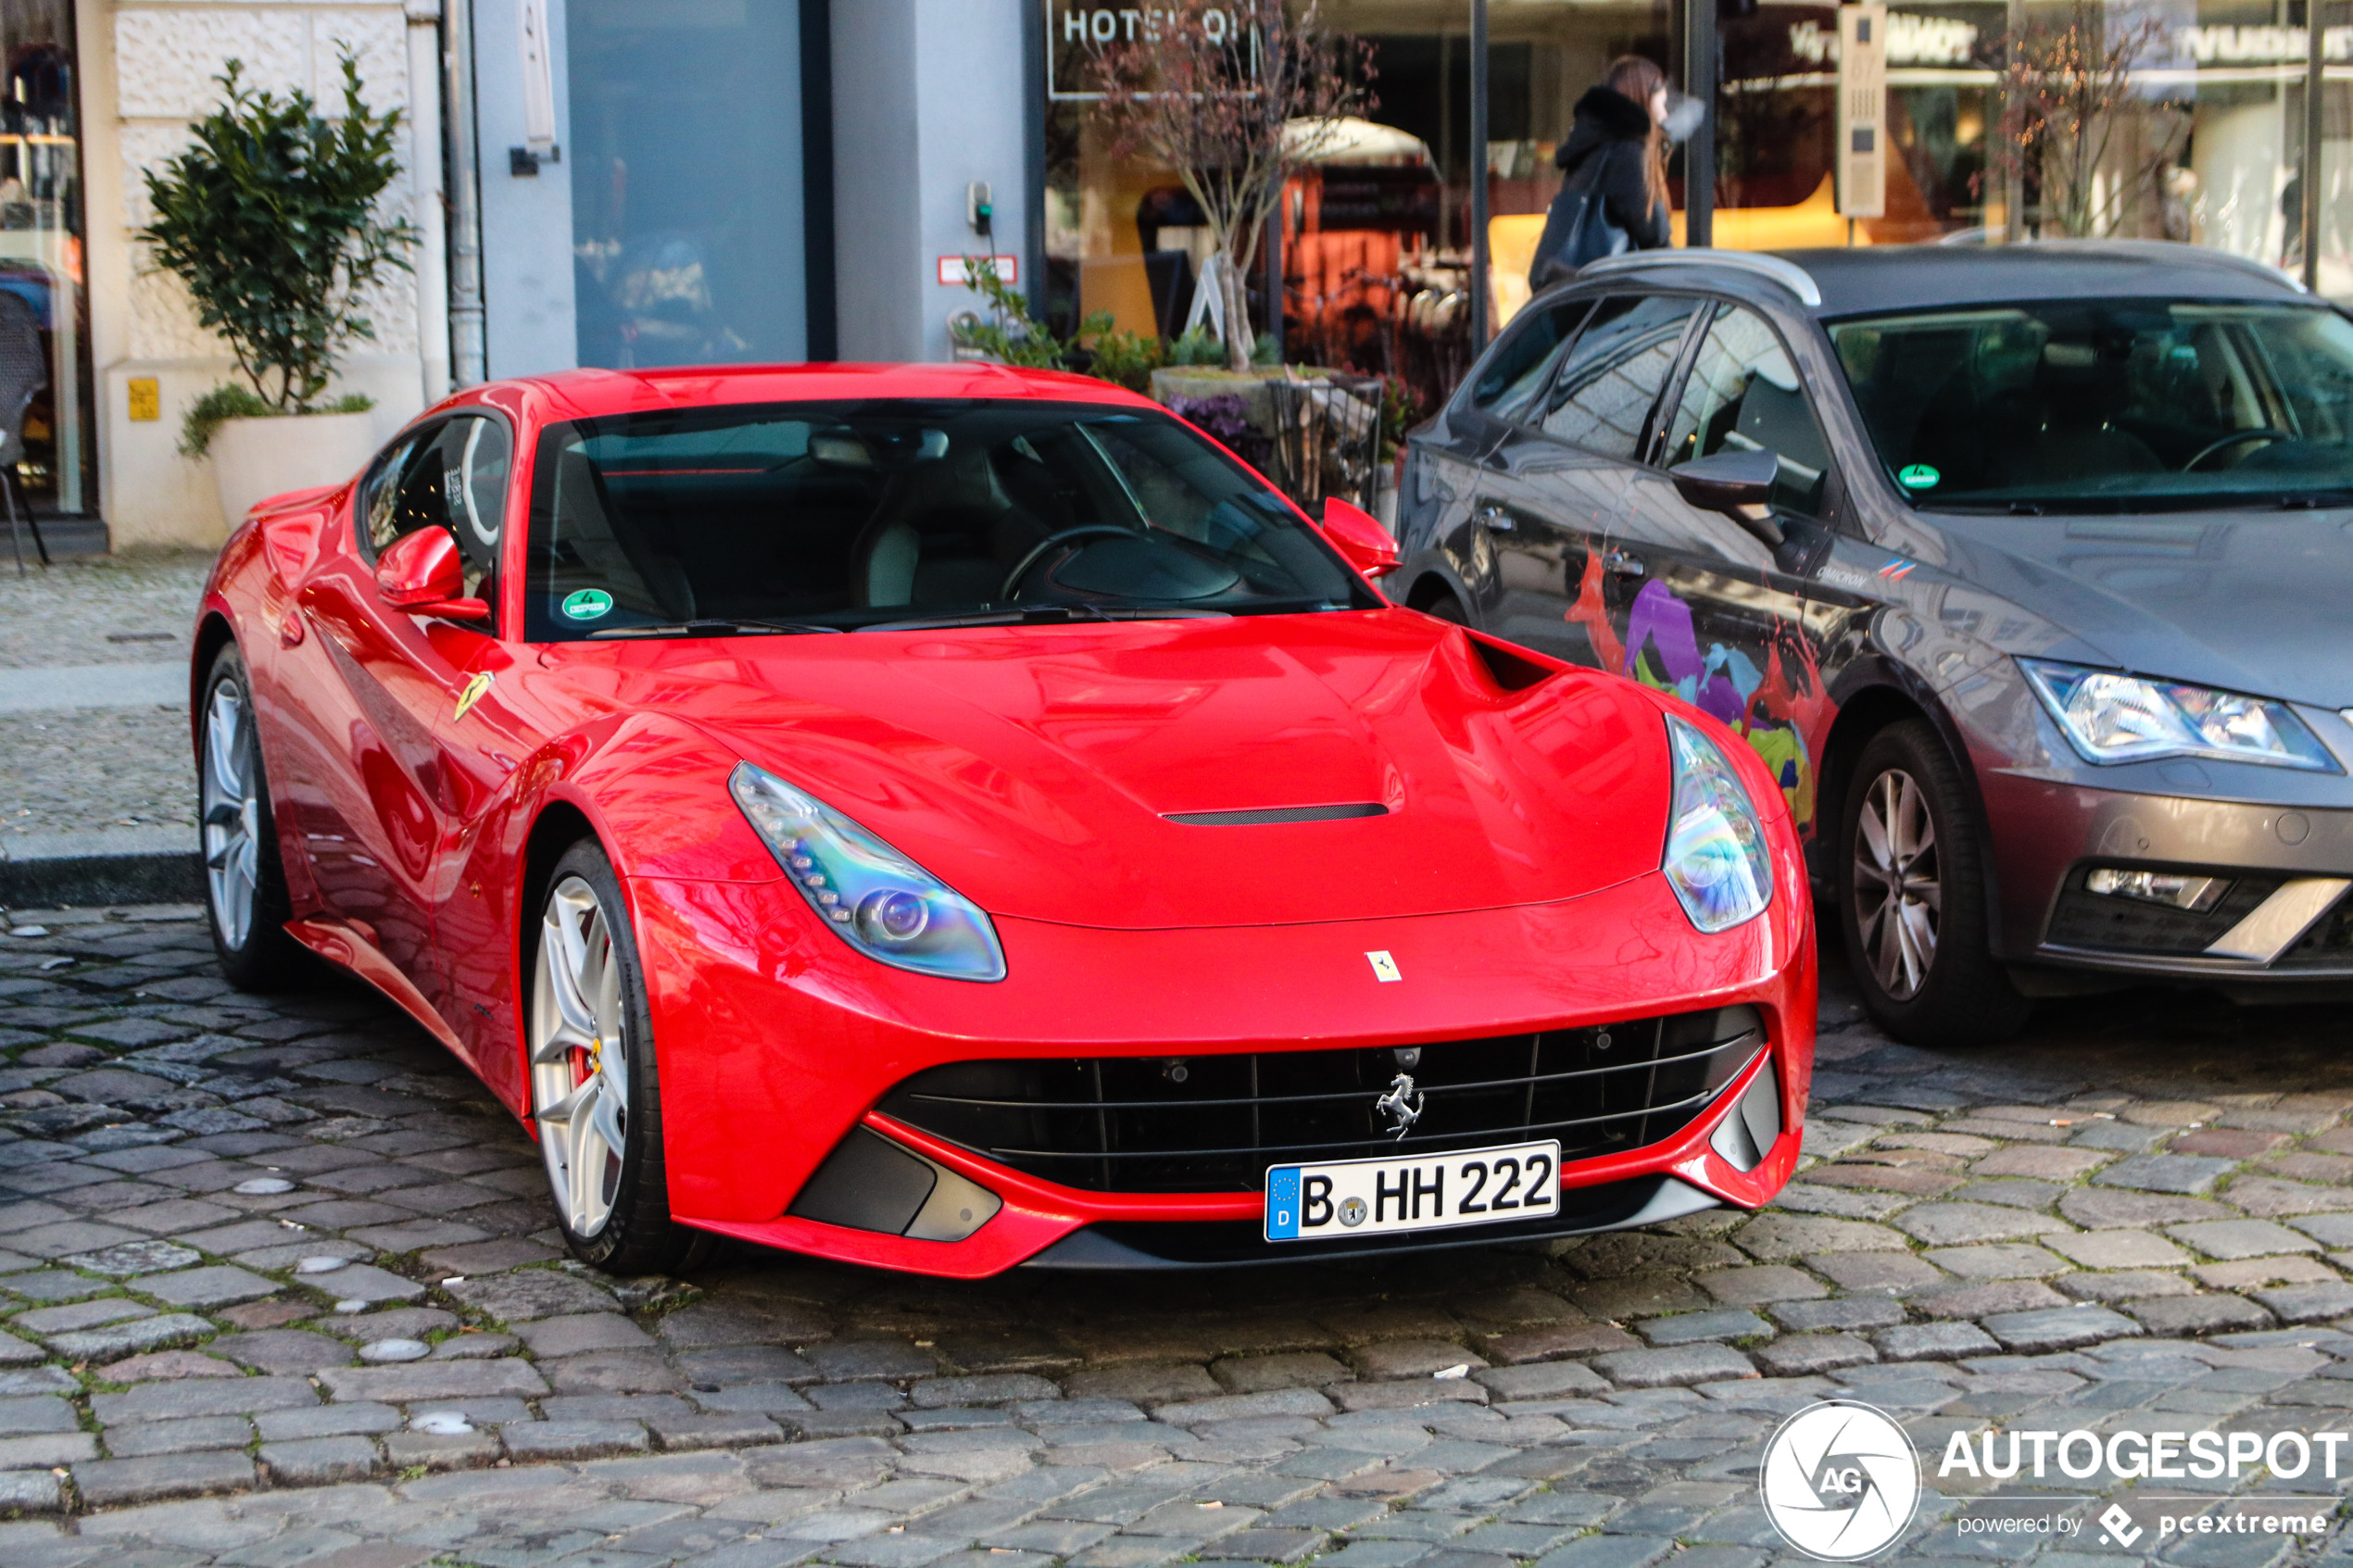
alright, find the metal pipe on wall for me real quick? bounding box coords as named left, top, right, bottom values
left=446, top=0, right=486, bottom=387
left=1469, top=0, right=1490, bottom=348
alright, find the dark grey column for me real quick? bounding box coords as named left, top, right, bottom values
left=1683, top=0, right=1715, bottom=247
left=1470, top=0, right=1491, bottom=347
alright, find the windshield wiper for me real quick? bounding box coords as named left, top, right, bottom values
left=588, top=618, right=843, bottom=638
left=852, top=604, right=1235, bottom=633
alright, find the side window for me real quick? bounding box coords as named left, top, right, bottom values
left=359, top=429, right=430, bottom=559
left=1466, top=299, right=1593, bottom=420
left=358, top=418, right=512, bottom=603
left=443, top=418, right=513, bottom=592
left=1665, top=304, right=1836, bottom=516
left=1539, top=295, right=1705, bottom=461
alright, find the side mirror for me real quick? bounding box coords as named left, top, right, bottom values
left=1321, top=496, right=1401, bottom=578
left=374, top=528, right=490, bottom=621
left=1669, top=448, right=1786, bottom=548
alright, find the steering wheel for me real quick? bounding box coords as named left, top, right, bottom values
left=1000, top=526, right=1142, bottom=601
left=2183, top=429, right=2293, bottom=471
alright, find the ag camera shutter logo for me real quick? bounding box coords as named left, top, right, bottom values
left=1760, top=1400, right=1921, bottom=1560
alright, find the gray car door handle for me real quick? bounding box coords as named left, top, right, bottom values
left=1604, top=549, right=1646, bottom=578
left=1477, top=505, right=1515, bottom=532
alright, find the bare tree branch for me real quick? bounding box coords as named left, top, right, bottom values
left=1090, top=2, right=1373, bottom=370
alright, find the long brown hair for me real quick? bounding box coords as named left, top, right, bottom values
left=1604, top=56, right=1669, bottom=217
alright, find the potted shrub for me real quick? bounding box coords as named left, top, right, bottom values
left=138, top=52, right=418, bottom=528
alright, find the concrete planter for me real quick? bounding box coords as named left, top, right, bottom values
left=210, top=409, right=378, bottom=527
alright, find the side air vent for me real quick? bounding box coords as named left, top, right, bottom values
left=1466, top=633, right=1556, bottom=692
left=1164, top=804, right=1390, bottom=826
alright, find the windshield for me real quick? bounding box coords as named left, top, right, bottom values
left=522, top=399, right=1367, bottom=639
left=1829, top=299, right=2353, bottom=512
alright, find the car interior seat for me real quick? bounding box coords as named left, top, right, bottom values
left=849, top=437, right=1059, bottom=608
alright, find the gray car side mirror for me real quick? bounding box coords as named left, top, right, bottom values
left=1670, top=448, right=1786, bottom=548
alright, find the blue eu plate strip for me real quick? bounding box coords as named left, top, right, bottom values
left=1265, top=1167, right=1302, bottom=1239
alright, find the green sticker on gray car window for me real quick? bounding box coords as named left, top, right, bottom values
left=561, top=589, right=613, bottom=621
left=1898, top=464, right=1941, bottom=489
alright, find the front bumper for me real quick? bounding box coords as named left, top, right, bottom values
left=624, top=853, right=1814, bottom=1278
left=1986, top=773, right=2353, bottom=981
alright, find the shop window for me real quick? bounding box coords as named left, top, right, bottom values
left=568, top=0, right=806, bottom=368
left=0, top=0, right=88, bottom=519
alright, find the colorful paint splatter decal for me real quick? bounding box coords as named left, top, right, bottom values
left=1567, top=561, right=1833, bottom=830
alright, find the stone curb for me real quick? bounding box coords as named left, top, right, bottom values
left=0, top=826, right=205, bottom=908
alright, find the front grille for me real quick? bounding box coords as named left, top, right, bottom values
left=2045, top=867, right=2283, bottom=955
left=876, top=1006, right=1764, bottom=1194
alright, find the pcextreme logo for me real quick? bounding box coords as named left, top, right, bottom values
left=1759, top=1400, right=1922, bottom=1561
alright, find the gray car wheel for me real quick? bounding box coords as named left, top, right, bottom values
left=1837, top=720, right=2031, bottom=1047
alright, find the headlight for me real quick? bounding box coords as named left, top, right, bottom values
left=1662, top=714, right=1774, bottom=934
left=728, top=762, right=1007, bottom=982
left=2020, top=660, right=2335, bottom=771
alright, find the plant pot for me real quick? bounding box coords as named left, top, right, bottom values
left=210, top=410, right=378, bottom=527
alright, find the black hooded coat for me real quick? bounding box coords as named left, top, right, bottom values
left=1554, top=85, right=1670, bottom=251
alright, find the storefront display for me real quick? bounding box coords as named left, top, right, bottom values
left=1038, top=0, right=2353, bottom=423
left=0, top=0, right=87, bottom=519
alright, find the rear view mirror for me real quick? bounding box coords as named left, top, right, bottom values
left=1669, top=448, right=1785, bottom=548
left=374, top=528, right=489, bottom=621
left=1321, top=496, right=1401, bottom=579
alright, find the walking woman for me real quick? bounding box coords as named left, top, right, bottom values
left=1557, top=56, right=1674, bottom=252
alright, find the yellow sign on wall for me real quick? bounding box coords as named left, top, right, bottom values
left=127, top=377, right=159, bottom=421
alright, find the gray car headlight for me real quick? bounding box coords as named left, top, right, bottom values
left=1662, top=715, right=1775, bottom=934
left=2020, top=660, right=2336, bottom=771
left=729, top=762, right=1007, bottom=982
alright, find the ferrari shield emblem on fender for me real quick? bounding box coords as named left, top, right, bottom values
left=1366, top=950, right=1402, bottom=982
left=453, top=671, right=494, bottom=721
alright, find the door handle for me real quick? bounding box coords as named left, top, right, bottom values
left=1477, top=505, right=1515, bottom=532
left=1604, top=549, right=1646, bottom=579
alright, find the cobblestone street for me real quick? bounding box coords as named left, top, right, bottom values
left=3, top=905, right=2353, bottom=1565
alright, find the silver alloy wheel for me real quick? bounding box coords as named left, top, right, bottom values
left=201, top=680, right=261, bottom=952
left=531, top=875, right=630, bottom=1238
left=1853, top=767, right=1940, bottom=1000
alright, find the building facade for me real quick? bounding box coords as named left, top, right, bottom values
left=21, top=0, right=2353, bottom=548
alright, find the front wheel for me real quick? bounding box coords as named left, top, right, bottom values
left=198, top=645, right=305, bottom=990
left=1837, top=720, right=2031, bottom=1047
left=529, top=839, right=709, bottom=1274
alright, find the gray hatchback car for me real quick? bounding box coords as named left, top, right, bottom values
left=1397, top=242, right=2353, bottom=1046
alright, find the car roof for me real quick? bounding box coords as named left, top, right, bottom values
left=1562, top=241, right=2310, bottom=320
left=466, top=362, right=1161, bottom=422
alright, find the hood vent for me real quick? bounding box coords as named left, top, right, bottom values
left=1466, top=633, right=1557, bottom=692
left=1164, top=803, right=1390, bottom=826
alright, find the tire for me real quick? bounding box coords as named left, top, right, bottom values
left=1837, top=719, right=2032, bottom=1047
left=528, top=838, right=711, bottom=1274
left=1419, top=588, right=1467, bottom=624
left=197, top=644, right=306, bottom=990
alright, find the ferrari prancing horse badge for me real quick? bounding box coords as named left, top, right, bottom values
left=453, top=671, right=494, bottom=721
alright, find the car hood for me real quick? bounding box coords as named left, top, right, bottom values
left=1931, top=508, right=2353, bottom=708
left=578, top=611, right=1672, bottom=930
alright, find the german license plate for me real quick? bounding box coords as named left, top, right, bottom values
left=1264, top=1140, right=1561, bottom=1241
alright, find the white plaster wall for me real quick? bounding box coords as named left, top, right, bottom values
left=834, top=0, right=1030, bottom=364
left=89, top=0, right=436, bottom=549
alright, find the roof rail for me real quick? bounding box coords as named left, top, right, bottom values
left=1577, top=250, right=1823, bottom=307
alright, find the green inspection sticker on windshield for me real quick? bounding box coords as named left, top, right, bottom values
left=1898, top=464, right=1941, bottom=490
left=561, top=589, right=613, bottom=621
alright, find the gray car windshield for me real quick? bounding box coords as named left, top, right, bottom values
left=1830, top=299, right=2353, bottom=511
left=523, top=399, right=1365, bottom=639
